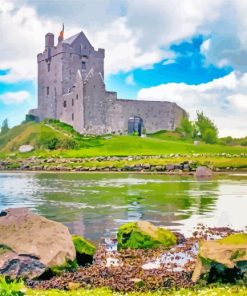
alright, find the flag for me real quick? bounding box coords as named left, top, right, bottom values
left=59, top=23, right=64, bottom=40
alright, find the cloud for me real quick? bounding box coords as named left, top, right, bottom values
left=0, top=90, right=31, bottom=105
left=137, top=71, right=247, bottom=137
left=125, top=73, right=136, bottom=86
left=2, top=0, right=247, bottom=81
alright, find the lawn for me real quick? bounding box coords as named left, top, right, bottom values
left=0, top=122, right=246, bottom=160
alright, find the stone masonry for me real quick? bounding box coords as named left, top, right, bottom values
left=29, top=30, right=187, bottom=134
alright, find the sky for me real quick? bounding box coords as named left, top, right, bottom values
left=0, top=0, right=247, bottom=137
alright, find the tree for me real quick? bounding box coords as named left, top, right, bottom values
left=195, top=111, right=218, bottom=144
left=202, top=128, right=218, bottom=144
left=1, top=119, right=9, bottom=135
left=180, top=117, right=195, bottom=138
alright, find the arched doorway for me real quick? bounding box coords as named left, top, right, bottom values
left=128, top=116, right=143, bottom=136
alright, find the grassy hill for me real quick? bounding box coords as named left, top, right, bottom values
left=0, top=120, right=246, bottom=158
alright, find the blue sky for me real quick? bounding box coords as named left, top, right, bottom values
left=0, top=0, right=247, bottom=137
left=106, top=36, right=232, bottom=99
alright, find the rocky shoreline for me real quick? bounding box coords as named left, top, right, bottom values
left=27, top=226, right=243, bottom=292
left=0, top=153, right=246, bottom=173
left=0, top=209, right=246, bottom=293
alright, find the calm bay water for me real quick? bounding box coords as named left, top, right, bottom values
left=0, top=172, right=246, bottom=242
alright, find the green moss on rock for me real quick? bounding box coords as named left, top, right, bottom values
left=220, top=233, right=247, bottom=245
left=117, top=221, right=177, bottom=250
left=72, top=235, right=96, bottom=256
left=192, top=233, right=247, bottom=283
left=50, top=259, right=78, bottom=275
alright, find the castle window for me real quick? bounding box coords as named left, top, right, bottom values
left=72, top=113, right=74, bottom=121
left=48, top=63, right=50, bottom=72
left=72, top=98, right=74, bottom=106
left=76, top=94, right=78, bottom=100
left=81, top=61, right=86, bottom=70
left=46, top=87, right=49, bottom=95
left=64, top=100, right=67, bottom=108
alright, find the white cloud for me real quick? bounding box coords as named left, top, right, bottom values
left=125, top=73, right=136, bottom=86
left=0, top=90, right=31, bottom=105
left=137, top=72, right=247, bottom=137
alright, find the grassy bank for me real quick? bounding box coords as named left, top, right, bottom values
left=0, top=121, right=246, bottom=171
left=24, top=286, right=247, bottom=295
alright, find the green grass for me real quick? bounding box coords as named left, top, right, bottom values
left=25, top=286, right=247, bottom=296
left=0, top=122, right=246, bottom=160
left=31, top=135, right=246, bottom=159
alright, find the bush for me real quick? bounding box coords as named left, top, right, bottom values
left=0, top=276, right=25, bottom=296
left=40, top=137, right=59, bottom=150
left=202, top=128, right=218, bottom=144
left=59, top=138, right=77, bottom=149
left=179, top=117, right=195, bottom=138
left=196, top=111, right=218, bottom=142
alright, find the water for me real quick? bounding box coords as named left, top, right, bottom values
left=0, top=172, right=246, bottom=242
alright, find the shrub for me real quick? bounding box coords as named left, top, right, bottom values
left=60, top=138, right=77, bottom=149
left=195, top=111, right=218, bottom=142
left=202, top=128, right=218, bottom=144
left=179, top=117, right=195, bottom=138
left=40, top=137, right=59, bottom=150
left=0, top=276, right=25, bottom=296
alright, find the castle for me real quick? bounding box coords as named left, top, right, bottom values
left=29, top=28, right=186, bottom=135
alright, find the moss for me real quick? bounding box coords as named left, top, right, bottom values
left=220, top=234, right=247, bottom=245
left=50, top=259, right=78, bottom=275
left=117, top=221, right=177, bottom=250
left=231, top=250, right=246, bottom=260
left=72, top=235, right=96, bottom=257
left=0, top=244, right=13, bottom=255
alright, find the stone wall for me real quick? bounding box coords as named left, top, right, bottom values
left=105, top=94, right=185, bottom=134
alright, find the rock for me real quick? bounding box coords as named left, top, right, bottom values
left=18, top=145, right=34, bottom=153
left=142, top=262, right=160, bottom=270
left=106, top=257, right=122, bottom=267
left=0, top=208, right=76, bottom=278
left=195, top=166, right=213, bottom=179
left=67, top=282, right=81, bottom=291
left=0, top=245, right=46, bottom=279
left=192, top=233, right=247, bottom=282
left=117, top=221, right=177, bottom=250
left=166, top=164, right=175, bottom=171
left=72, top=235, right=96, bottom=266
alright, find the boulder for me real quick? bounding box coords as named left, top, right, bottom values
left=72, top=235, right=96, bottom=266
left=192, top=233, right=247, bottom=282
left=19, top=145, right=34, bottom=153
left=0, top=245, right=46, bottom=279
left=117, top=221, right=177, bottom=250
left=0, top=208, right=76, bottom=278
left=195, top=166, right=213, bottom=179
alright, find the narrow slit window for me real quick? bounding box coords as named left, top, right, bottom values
left=46, top=87, right=49, bottom=95
left=76, top=94, right=78, bottom=100
left=81, top=61, right=86, bottom=70
left=64, top=101, right=67, bottom=108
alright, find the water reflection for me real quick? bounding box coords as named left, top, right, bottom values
left=0, top=172, right=246, bottom=242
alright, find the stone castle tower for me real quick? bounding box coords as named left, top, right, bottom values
left=29, top=28, right=186, bottom=134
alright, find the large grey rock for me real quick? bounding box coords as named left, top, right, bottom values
left=19, top=145, right=34, bottom=153
left=195, top=166, right=213, bottom=179
left=0, top=208, right=76, bottom=278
